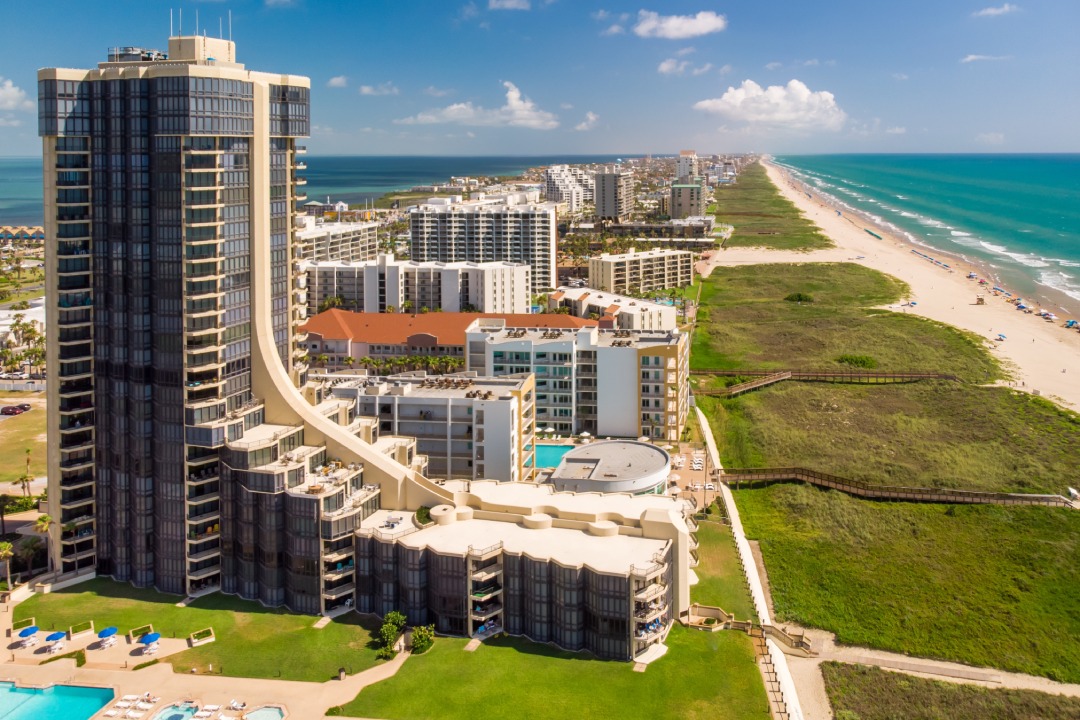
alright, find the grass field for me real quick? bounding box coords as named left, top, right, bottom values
left=0, top=392, right=46, bottom=487
left=822, top=662, right=1080, bottom=720
left=700, top=382, right=1080, bottom=494
left=15, top=579, right=382, bottom=681
left=691, top=263, right=997, bottom=382
left=712, top=162, right=832, bottom=251
left=329, top=626, right=770, bottom=720
left=691, top=520, right=757, bottom=621
left=734, top=485, right=1080, bottom=683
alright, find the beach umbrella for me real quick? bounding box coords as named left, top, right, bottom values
left=46, top=631, right=66, bottom=642
left=138, top=632, right=161, bottom=645
left=98, top=626, right=118, bottom=639
left=580, top=431, right=591, bottom=437
left=18, top=626, right=38, bottom=638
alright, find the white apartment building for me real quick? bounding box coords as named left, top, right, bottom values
left=296, top=215, right=379, bottom=263
left=409, top=192, right=557, bottom=293
left=547, top=286, right=678, bottom=331
left=544, top=164, right=594, bottom=213
left=325, top=372, right=536, bottom=483
left=588, top=249, right=694, bottom=295
left=304, top=254, right=531, bottom=315
left=670, top=183, right=705, bottom=220
left=465, top=318, right=689, bottom=441
left=595, top=167, right=635, bottom=222
left=675, top=150, right=698, bottom=182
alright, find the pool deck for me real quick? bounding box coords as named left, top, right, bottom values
left=1, top=602, right=411, bottom=720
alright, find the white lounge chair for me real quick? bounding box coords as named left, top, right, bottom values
left=124, top=712, right=145, bottom=720
left=121, top=695, right=140, bottom=702
left=204, top=706, right=221, bottom=712
left=116, top=701, right=133, bottom=709
left=103, top=711, right=121, bottom=718
left=136, top=702, right=154, bottom=710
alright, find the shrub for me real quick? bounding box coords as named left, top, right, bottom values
left=837, top=354, right=878, bottom=369
left=784, top=292, right=814, bottom=303
left=377, top=610, right=408, bottom=659
left=415, top=506, right=432, bottom=525
left=411, top=624, right=435, bottom=654
left=132, top=659, right=159, bottom=671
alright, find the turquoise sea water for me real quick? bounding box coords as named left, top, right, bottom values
left=773, top=154, right=1080, bottom=309
left=0, top=154, right=625, bottom=226
left=0, top=681, right=114, bottom=720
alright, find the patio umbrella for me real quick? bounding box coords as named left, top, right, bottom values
left=46, top=631, right=66, bottom=642
left=138, top=632, right=161, bottom=645
left=18, top=626, right=38, bottom=638
left=98, top=626, right=118, bottom=639
left=580, top=431, right=591, bottom=437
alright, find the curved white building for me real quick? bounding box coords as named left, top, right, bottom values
left=548, top=441, right=670, bottom=495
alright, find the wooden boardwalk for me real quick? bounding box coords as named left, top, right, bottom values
left=722, top=466, right=1072, bottom=508
left=693, top=369, right=959, bottom=397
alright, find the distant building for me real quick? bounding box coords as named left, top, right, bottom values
left=295, top=215, right=379, bottom=264
left=0, top=226, right=46, bottom=245
left=466, top=319, right=690, bottom=440
left=594, top=167, right=634, bottom=223
left=544, top=164, right=594, bottom=213
left=588, top=249, right=694, bottom=295
left=675, top=150, right=698, bottom=182
left=409, top=192, right=557, bottom=293
left=304, top=255, right=531, bottom=315
left=547, top=286, right=678, bottom=331
left=670, top=183, right=704, bottom=220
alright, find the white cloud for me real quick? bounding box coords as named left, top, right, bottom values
left=359, top=82, right=400, bottom=96
left=973, top=3, right=1019, bottom=17
left=886, top=126, right=907, bottom=135
left=601, top=24, right=625, bottom=35
left=633, top=10, right=727, bottom=39
left=893, top=72, right=909, bottom=80
left=591, top=9, right=609, bottom=20
left=327, top=75, right=348, bottom=88
left=691, top=63, right=714, bottom=76
left=676, top=46, right=696, bottom=57
left=658, top=59, right=690, bottom=75
left=803, top=59, right=820, bottom=67
left=560, top=102, right=574, bottom=109
left=693, top=79, right=847, bottom=131
left=466, top=131, right=476, bottom=138
left=718, top=64, right=733, bottom=75
left=395, top=81, right=559, bottom=130
left=0, top=79, right=33, bottom=112
left=0, top=116, right=21, bottom=127
left=765, top=61, right=783, bottom=70
left=977, top=131, right=1005, bottom=145
left=460, top=2, right=480, bottom=19
left=425, top=86, right=452, bottom=97
left=489, top=0, right=529, bottom=8
left=575, top=111, right=599, bottom=131
left=961, top=54, right=1011, bottom=63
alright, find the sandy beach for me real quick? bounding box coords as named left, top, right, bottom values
left=699, top=160, right=1080, bottom=410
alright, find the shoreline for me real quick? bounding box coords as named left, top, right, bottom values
left=702, top=160, right=1080, bottom=410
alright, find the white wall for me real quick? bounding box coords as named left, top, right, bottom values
left=596, top=345, right=639, bottom=437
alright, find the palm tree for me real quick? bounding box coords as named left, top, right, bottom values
left=17, top=536, right=41, bottom=578
left=0, top=541, right=12, bottom=591
left=0, top=493, right=12, bottom=536
left=315, top=354, right=329, bottom=368
left=343, top=356, right=356, bottom=369
left=33, top=514, right=53, bottom=573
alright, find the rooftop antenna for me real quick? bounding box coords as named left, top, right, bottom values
left=229, top=10, right=232, bottom=41
left=219, top=17, right=223, bottom=39
left=170, top=9, right=173, bottom=37
left=179, top=8, right=183, bottom=36
left=196, top=9, right=200, bottom=37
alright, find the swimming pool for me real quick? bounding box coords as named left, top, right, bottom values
left=244, top=707, right=285, bottom=720
left=0, top=682, right=113, bottom=720
left=150, top=704, right=199, bottom=720
left=532, top=443, right=573, bottom=468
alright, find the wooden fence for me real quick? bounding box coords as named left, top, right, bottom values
left=693, top=368, right=958, bottom=397
left=722, top=466, right=1072, bottom=508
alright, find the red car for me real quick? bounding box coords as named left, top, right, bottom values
left=1, top=406, right=24, bottom=416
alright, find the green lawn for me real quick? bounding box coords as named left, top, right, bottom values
left=0, top=392, right=46, bottom=486
left=712, top=162, right=832, bottom=251
left=822, top=662, right=1080, bottom=720
left=734, top=485, right=1080, bottom=683
left=329, top=626, right=770, bottom=720
left=691, top=520, right=757, bottom=621
left=691, top=263, right=997, bottom=383
left=15, top=579, right=383, bottom=681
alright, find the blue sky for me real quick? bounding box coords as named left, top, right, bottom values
left=1, top=0, right=1077, bottom=155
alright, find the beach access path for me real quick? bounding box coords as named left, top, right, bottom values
left=699, top=161, right=1080, bottom=410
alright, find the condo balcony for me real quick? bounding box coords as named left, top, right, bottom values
left=471, top=564, right=503, bottom=583
left=58, top=397, right=94, bottom=414
left=188, top=542, right=222, bottom=563
left=57, top=240, right=91, bottom=257
left=295, top=161, right=308, bottom=170
left=295, top=145, right=308, bottom=154
left=59, top=413, right=94, bottom=433
left=59, top=473, right=94, bottom=491
left=323, top=560, right=355, bottom=580
left=59, top=453, right=95, bottom=472
left=634, top=601, right=668, bottom=624
left=634, top=581, right=667, bottom=603
left=471, top=602, right=503, bottom=621
left=322, top=582, right=355, bottom=600
left=187, top=521, right=220, bottom=542
left=293, top=176, right=307, bottom=186
left=187, top=563, right=222, bottom=581
left=60, top=526, right=95, bottom=545
left=60, top=488, right=94, bottom=510
left=470, top=583, right=502, bottom=603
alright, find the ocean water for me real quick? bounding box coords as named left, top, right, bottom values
left=0, top=154, right=625, bottom=226
left=773, top=154, right=1080, bottom=309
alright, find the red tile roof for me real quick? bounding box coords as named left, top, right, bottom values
left=301, top=309, right=596, bottom=346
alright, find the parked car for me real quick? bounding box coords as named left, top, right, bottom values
left=705, top=483, right=716, bottom=491
left=16, top=403, right=32, bottom=412
left=1, top=406, right=23, bottom=415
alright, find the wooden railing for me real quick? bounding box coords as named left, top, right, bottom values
left=722, top=467, right=1072, bottom=507
left=693, top=368, right=959, bottom=396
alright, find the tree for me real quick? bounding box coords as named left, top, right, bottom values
left=401, top=300, right=413, bottom=313
left=317, top=295, right=344, bottom=313
left=343, top=356, right=356, bottom=369
left=0, top=541, right=12, bottom=590
left=33, top=514, right=53, bottom=572
left=377, top=610, right=408, bottom=660
left=17, top=536, right=42, bottom=577
left=410, top=624, right=435, bottom=654
left=315, top=354, right=329, bottom=368
left=0, top=494, right=12, bottom=536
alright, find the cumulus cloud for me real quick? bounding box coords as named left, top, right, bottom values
left=765, top=61, right=782, bottom=70
left=676, top=46, right=696, bottom=57
left=803, top=59, right=820, bottom=67
left=893, top=72, right=909, bottom=80
left=693, top=79, right=847, bottom=131
left=973, top=3, right=1019, bottom=17
left=591, top=9, right=609, bottom=20
left=0, top=79, right=33, bottom=112
left=489, top=0, right=529, bottom=9
left=633, top=10, right=727, bottom=39
left=575, top=111, right=599, bottom=131
left=717, top=64, right=733, bottom=75
left=395, top=81, right=558, bottom=130
left=0, top=116, right=21, bottom=127
left=327, top=75, right=348, bottom=88
left=425, top=86, right=452, bottom=97
left=977, top=131, right=1005, bottom=145
left=560, top=102, right=574, bottom=109
left=961, top=54, right=1011, bottom=63
left=886, top=126, right=907, bottom=135
left=601, top=24, right=625, bottom=35
left=658, top=59, right=690, bottom=75
left=359, top=82, right=400, bottom=96
left=691, top=63, right=714, bottom=76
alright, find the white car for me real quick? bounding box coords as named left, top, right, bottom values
left=692, top=484, right=703, bottom=491
left=705, top=483, right=716, bottom=491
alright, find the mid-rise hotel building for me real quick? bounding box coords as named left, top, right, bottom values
left=408, top=192, right=557, bottom=293
left=594, top=166, right=634, bottom=223
left=39, top=35, right=694, bottom=660
left=588, top=248, right=694, bottom=295
left=295, top=215, right=378, bottom=264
